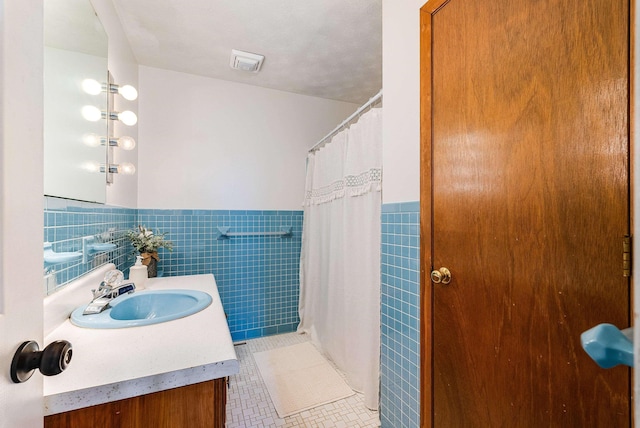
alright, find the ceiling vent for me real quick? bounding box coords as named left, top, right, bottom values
left=230, top=49, right=265, bottom=73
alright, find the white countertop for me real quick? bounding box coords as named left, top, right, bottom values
left=43, top=272, right=238, bottom=416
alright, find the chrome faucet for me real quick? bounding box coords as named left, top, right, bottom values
left=92, top=280, right=136, bottom=300
left=83, top=272, right=136, bottom=315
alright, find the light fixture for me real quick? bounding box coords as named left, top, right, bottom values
left=82, top=162, right=102, bottom=173
left=106, top=110, right=138, bottom=126
left=82, top=134, right=136, bottom=150
left=112, top=135, right=136, bottom=150
left=109, top=83, right=138, bottom=101
left=84, top=72, right=139, bottom=183
left=82, top=162, right=136, bottom=175
left=81, top=79, right=102, bottom=95
left=82, top=107, right=137, bottom=126
left=81, top=105, right=102, bottom=122
left=81, top=79, right=138, bottom=101
left=82, top=133, right=102, bottom=147
left=100, top=163, right=136, bottom=175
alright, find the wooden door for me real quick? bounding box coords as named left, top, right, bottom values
left=420, top=0, right=631, bottom=426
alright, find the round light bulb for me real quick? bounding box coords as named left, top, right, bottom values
left=82, top=133, right=101, bottom=147
left=81, top=79, right=102, bottom=95
left=118, top=85, right=138, bottom=101
left=119, top=163, right=136, bottom=175
left=118, top=136, right=136, bottom=150
left=81, top=105, right=102, bottom=122
left=82, top=162, right=101, bottom=173
left=117, top=110, right=137, bottom=126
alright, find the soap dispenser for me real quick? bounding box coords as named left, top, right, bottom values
left=129, top=255, right=148, bottom=290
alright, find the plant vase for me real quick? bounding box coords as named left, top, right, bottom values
left=141, top=251, right=159, bottom=278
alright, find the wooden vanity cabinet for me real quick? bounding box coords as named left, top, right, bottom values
left=44, top=378, right=227, bottom=428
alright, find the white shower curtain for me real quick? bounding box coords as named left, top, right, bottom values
left=298, top=107, right=382, bottom=410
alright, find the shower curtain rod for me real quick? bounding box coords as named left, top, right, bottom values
left=308, top=89, right=383, bottom=153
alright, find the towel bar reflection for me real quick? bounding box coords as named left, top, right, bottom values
left=216, top=226, right=292, bottom=240
left=43, top=242, right=82, bottom=265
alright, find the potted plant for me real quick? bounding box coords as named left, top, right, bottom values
left=124, top=225, right=173, bottom=277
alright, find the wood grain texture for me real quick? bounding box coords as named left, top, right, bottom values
left=421, top=0, right=631, bottom=426
left=44, top=378, right=227, bottom=428
left=419, top=2, right=444, bottom=427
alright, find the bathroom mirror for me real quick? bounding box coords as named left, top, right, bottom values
left=44, top=0, right=108, bottom=203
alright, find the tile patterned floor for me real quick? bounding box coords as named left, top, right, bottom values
left=226, top=332, right=381, bottom=428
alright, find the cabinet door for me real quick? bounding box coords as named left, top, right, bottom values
left=45, top=378, right=227, bottom=428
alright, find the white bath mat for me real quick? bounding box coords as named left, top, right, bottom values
left=253, top=341, right=355, bottom=418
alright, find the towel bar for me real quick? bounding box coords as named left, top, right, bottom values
left=216, top=226, right=292, bottom=240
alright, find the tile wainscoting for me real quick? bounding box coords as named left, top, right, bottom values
left=137, top=209, right=302, bottom=341
left=44, top=196, right=422, bottom=426
left=380, top=201, right=420, bottom=428
left=43, top=197, right=301, bottom=341
left=43, top=197, right=136, bottom=293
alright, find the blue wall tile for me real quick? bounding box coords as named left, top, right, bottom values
left=43, top=199, right=302, bottom=342
left=380, top=201, right=420, bottom=428
left=43, top=196, right=419, bottom=422
left=43, top=197, right=136, bottom=294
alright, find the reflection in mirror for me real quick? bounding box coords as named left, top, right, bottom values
left=44, top=0, right=108, bottom=203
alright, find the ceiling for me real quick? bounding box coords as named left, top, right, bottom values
left=110, top=0, right=382, bottom=105
left=45, top=0, right=108, bottom=57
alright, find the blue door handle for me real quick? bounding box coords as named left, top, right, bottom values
left=580, top=323, right=634, bottom=368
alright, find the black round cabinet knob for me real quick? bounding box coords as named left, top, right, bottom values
left=10, top=340, right=73, bottom=383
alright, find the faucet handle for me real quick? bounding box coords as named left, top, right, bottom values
left=91, top=281, right=110, bottom=298
left=103, top=270, right=124, bottom=287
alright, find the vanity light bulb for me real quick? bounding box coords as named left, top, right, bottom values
left=118, top=136, right=136, bottom=150
left=81, top=105, right=102, bottom=122
left=82, top=133, right=101, bottom=147
left=118, top=85, right=138, bottom=101
left=81, top=79, right=102, bottom=95
left=117, top=110, right=137, bottom=126
left=119, top=163, right=136, bottom=175
left=82, top=162, right=101, bottom=173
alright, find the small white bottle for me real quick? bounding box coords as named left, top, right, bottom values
left=129, top=255, right=148, bottom=290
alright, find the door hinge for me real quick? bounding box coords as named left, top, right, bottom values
left=623, top=235, right=632, bottom=277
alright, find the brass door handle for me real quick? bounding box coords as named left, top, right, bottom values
left=431, top=267, right=451, bottom=284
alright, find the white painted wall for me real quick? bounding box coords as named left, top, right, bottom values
left=137, top=66, right=358, bottom=210
left=381, top=0, right=425, bottom=204
left=91, top=0, right=139, bottom=208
